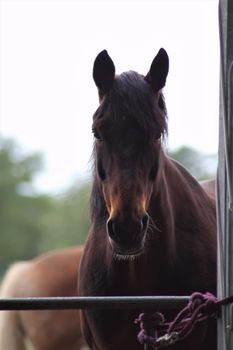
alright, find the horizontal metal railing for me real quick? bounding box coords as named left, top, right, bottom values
left=0, top=295, right=189, bottom=310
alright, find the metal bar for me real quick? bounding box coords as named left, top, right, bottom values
left=0, top=296, right=189, bottom=350
left=0, top=296, right=189, bottom=311
left=218, top=1, right=233, bottom=349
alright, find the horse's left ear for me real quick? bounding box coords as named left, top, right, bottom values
left=145, top=48, right=169, bottom=92
left=93, top=50, right=115, bottom=97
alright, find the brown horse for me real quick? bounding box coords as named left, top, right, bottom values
left=0, top=246, right=86, bottom=350
left=79, top=49, right=217, bottom=350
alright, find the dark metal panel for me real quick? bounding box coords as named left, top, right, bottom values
left=218, top=0, right=233, bottom=349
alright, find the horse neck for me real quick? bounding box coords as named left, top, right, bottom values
left=158, top=155, right=215, bottom=220
left=149, top=154, right=216, bottom=262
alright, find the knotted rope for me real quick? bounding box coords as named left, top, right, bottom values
left=135, top=292, right=233, bottom=348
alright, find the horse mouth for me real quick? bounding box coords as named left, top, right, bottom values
left=114, top=250, right=143, bottom=260
left=109, top=238, right=144, bottom=259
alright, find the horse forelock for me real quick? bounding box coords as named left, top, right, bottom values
left=92, top=71, right=168, bottom=139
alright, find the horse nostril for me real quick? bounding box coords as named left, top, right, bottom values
left=142, top=214, right=149, bottom=232
left=107, top=219, right=115, bottom=239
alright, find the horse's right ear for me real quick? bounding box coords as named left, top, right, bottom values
left=93, top=50, right=115, bottom=97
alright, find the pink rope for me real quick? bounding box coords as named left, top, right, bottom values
left=135, top=292, right=233, bottom=348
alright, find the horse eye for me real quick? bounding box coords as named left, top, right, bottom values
left=93, top=128, right=101, bottom=140
left=97, top=159, right=106, bottom=181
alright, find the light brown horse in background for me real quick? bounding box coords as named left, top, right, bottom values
left=0, top=246, right=86, bottom=350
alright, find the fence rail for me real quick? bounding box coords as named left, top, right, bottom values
left=0, top=296, right=189, bottom=311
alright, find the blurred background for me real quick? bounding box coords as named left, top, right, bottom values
left=0, top=0, right=219, bottom=276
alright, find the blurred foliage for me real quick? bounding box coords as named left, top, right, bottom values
left=0, top=139, right=51, bottom=272
left=169, top=146, right=217, bottom=181
left=0, top=137, right=216, bottom=275
left=38, top=182, right=91, bottom=252
left=0, top=138, right=90, bottom=274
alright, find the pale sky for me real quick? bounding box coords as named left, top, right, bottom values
left=0, top=0, right=219, bottom=193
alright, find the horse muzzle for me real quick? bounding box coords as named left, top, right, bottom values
left=106, top=214, right=149, bottom=256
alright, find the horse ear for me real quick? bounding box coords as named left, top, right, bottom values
left=145, top=48, right=169, bottom=92
left=93, top=50, right=115, bottom=97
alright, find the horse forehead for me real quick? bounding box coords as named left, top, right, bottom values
left=109, top=124, right=146, bottom=153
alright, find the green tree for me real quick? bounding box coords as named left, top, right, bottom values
left=38, top=181, right=91, bottom=251
left=169, top=146, right=217, bottom=180
left=0, top=138, right=54, bottom=273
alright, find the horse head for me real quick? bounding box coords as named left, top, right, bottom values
left=92, top=49, right=169, bottom=257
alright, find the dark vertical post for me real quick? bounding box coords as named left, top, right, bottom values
left=218, top=0, right=233, bottom=349
left=144, top=328, right=157, bottom=350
